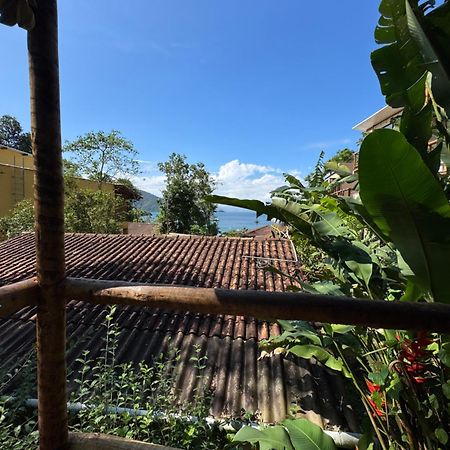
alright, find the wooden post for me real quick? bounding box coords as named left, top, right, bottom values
left=28, top=1, right=68, bottom=448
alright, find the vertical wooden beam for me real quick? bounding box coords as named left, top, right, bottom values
left=28, top=1, right=68, bottom=448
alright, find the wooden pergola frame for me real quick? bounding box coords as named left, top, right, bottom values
left=3, top=0, right=449, bottom=448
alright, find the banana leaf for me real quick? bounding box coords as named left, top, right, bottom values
left=372, top=0, right=450, bottom=114
left=359, top=129, right=450, bottom=303
left=0, top=0, right=35, bottom=30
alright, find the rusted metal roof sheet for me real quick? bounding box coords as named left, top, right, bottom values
left=0, top=233, right=359, bottom=431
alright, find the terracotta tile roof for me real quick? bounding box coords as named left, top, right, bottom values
left=0, top=233, right=359, bottom=430
left=243, top=225, right=287, bottom=239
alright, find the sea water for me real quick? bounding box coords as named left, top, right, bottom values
left=216, top=208, right=272, bottom=232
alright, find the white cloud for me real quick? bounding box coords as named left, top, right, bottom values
left=216, top=160, right=278, bottom=181
left=131, top=158, right=301, bottom=202
left=131, top=174, right=166, bottom=197
left=214, top=160, right=299, bottom=202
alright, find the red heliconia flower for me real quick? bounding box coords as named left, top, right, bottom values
left=397, top=331, right=432, bottom=384
left=365, top=379, right=380, bottom=393
left=416, top=331, right=432, bottom=347
left=365, top=379, right=385, bottom=417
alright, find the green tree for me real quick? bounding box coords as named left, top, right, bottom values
left=0, top=199, right=35, bottom=240
left=328, top=148, right=354, bottom=164
left=64, top=130, right=139, bottom=186
left=0, top=115, right=32, bottom=153
left=65, top=189, right=126, bottom=234
left=0, top=185, right=128, bottom=240
left=157, top=153, right=218, bottom=235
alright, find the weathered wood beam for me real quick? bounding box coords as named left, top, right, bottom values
left=28, top=0, right=68, bottom=448
left=65, top=277, right=450, bottom=333
left=68, top=432, right=181, bottom=450
left=0, top=279, right=39, bottom=318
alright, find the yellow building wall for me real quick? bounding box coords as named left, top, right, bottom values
left=0, top=146, right=116, bottom=217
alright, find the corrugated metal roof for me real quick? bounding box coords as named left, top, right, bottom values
left=0, top=233, right=359, bottom=430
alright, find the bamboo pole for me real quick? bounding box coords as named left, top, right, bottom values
left=28, top=1, right=68, bottom=448
left=65, top=277, right=450, bottom=333
left=0, top=278, right=39, bottom=318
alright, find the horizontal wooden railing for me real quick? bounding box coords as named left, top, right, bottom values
left=2, top=277, right=450, bottom=333
left=0, top=278, right=39, bottom=318
left=0, top=278, right=450, bottom=333
left=64, top=277, right=450, bottom=333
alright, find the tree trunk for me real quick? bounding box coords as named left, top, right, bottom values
left=28, top=1, right=68, bottom=449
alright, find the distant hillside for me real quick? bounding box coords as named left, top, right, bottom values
left=136, top=190, right=160, bottom=214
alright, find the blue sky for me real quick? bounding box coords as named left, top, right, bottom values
left=1, top=0, right=384, bottom=199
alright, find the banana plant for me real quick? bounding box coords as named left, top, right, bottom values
left=359, top=129, right=450, bottom=303
left=372, top=0, right=450, bottom=115
left=233, top=418, right=336, bottom=450
left=371, top=0, right=450, bottom=171
left=0, top=0, right=35, bottom=30
left=210, top=173, right=405, bottom=301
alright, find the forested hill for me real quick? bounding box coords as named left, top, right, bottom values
left=136, top=190, right=160, bottom=214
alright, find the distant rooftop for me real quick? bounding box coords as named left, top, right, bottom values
left=353, top=105, right=403, bottom=133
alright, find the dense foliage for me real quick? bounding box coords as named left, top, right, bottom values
left=0, top=199, right=35, bottom=240
left=157, top=153, right=218, bottom=235
left=0, top=184, right=129, bottom=239
left=0, top=115, right=32, bottom=153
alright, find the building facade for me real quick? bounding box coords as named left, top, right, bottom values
left=0, top=145, right=120, bottom=217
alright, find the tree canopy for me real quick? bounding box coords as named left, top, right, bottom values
left=327, top=148, right=354, bottom=164
left=157, top=153, right=218, bottom=235
left=0, top=184, right=129, bottom=239
left=0, top=115, right=32, bottom=153
left=64, top=130, right=139, bottom=185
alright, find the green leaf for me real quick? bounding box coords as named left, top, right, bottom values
left=233, top=425, right=295, bottom=450
left=303, top=281, right=344, bottom=297
left=439, top=343, right=450, bottom=367
left=357, top=434, right=374, bottom=450
left=284, top=173, right=304, bottom=188
left=288, top=345, right=347, bottom=375
left=289, top=344, right=330, bottom=361
left=435, top=428, right=449, bottom=446
left=442, top=382, right=450, bottom=400
left=282, top=419, right=336, bottom=450
left=324, top=161, right=353, bottom=177
left=372, top=0, right=450, bottom=114
left=0, top=0, right=35, bottom=30
left=345, top=259, right=373, bottom=290
left=400, top=278, right=425, bottom=302
left=368, top=365, right=389, bottom=386
left=337, top=196, right=387, bottom=241
left=209, top=195, right=313, bottom=236
left=359, top=129, right=450, bottom=303
left=399, top=73, right=434, bottom=161
left=405, top=1, right=450, bottom=114
left=330, top=324, right=355, bottom=334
